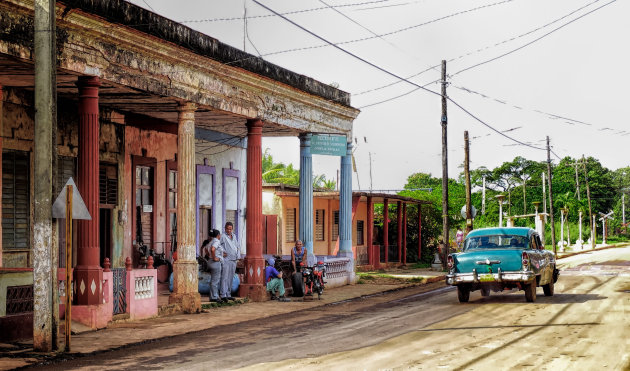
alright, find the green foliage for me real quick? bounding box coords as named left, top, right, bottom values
left=262, top=148, right=336, bottom=190
left=396, top=155, right=628, bottom=261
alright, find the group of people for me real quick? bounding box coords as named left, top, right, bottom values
left=264, top=239, right=312, bottom=301
left=200, top=222, right=240, bottom=303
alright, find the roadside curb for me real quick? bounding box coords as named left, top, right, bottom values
left=556, top=242, right=630, bottom=260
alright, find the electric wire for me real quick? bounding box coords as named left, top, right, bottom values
left=451, top=0, right=617, bottom=76
left=251, top=0, right=556, bottom=155
left=258, top=0, right=516, bottom=59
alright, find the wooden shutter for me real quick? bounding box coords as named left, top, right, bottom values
left=285, top=208, right=296, bottom=242
left=100, top=163, right=118, bottom=206
left=2, top=150, right=30, bottom=250
left=315, top=209, right=325, bottom=241
left=332, top=210, right=339, bottom=241
left=357, top=220, right=365, bottom=245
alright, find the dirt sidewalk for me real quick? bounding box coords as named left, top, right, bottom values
left=0, top=269, right=444, bottom=370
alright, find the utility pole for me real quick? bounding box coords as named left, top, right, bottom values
left=33, top=0, right=58, bottom=352
left=546, top=137, right=556, bottom=257
left=440, top=60, right=449, bottom=266
left=542, top=172, right=547, bottom=222
left=574, top=161, right=581, bottom=200
left=581, top=155, right=594, bottom=248
left=464, top=131, right=473, bottom=232
left=481, top=176, right=486, bottom=215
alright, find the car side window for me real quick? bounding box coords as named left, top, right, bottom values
left=529, top=236, right=537, bottom=250
left=535, top=235, right=543, bottom=250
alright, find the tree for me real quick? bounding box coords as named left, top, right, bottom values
left=262, top=148, right=336, bottom=189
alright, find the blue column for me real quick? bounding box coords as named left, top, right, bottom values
left=339, top=142, right=353, bottom=256
left=299, top=133, right=314, bottom=256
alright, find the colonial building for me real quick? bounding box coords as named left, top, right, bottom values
left=262, top=184, right=431, bottom=270
left=0, top=0, right=359, bottom=346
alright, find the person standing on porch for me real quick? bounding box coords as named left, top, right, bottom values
left=220, top=221, right=240, bottom=301
left=204, top=229, right=223, bottom=303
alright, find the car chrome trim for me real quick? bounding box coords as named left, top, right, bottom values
left=475, top=259, right=501, bottom=265
left=446, top=270, right=535, bottom=285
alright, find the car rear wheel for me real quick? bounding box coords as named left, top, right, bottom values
left=457, top=285, right=470, bottom=303
left=543, top=277, right=554, bottom=296
left=524, top=282, right=537, bottom=302
left=480, top=287, right=490, bottom=297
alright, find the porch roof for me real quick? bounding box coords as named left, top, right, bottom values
left=263, top=184, right=432, bottom=205
left=0, top=0, right=359, bottom=138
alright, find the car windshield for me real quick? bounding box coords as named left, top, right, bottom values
left=464, top=234, right=529, bottom=250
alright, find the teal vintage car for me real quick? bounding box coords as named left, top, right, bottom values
left=446, top=227, right=558, bottom=303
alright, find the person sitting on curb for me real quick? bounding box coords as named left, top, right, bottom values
left=265, top=257, right=290, bottom=302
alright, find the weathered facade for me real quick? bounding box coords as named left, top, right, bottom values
left=0, top=0, right=359, bottom=344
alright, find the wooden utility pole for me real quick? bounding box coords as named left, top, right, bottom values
left=547, top=136, right=556, bottom=257
left=440, top=60, right=449, bottom=266
left=464, top=131, right=473, bottom=232
left=581, top=155, right=594, bottom=248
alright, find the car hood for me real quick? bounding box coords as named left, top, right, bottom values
left=453, top=249, right=523, bottom=273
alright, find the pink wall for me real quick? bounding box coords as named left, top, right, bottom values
left=126, top=269, right=158, bottom=320
left=72, top=271, right=113, bottom=329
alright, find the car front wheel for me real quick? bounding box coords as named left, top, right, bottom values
left=524, top=282, right=537, bottom=302
left=457, top=285, right=470, bottom=303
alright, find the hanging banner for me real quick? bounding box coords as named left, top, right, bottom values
left=311, top=134, right=347, bottom=156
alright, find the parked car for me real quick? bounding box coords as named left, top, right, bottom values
left=446, top=227, right=559, bottom=303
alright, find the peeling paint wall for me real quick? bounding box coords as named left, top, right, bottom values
left=0, top=1, right=359, bottom=136
left=1, top=87, right=124, bottom=268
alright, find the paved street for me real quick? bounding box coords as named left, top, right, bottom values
left=26, top=247, right=630, bottom=370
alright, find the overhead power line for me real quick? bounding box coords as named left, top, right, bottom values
left=251, top=0, right=553, bottom=154
left=355, top=0, right=616, bottom=108
left=258, top=0, right=517, bottom=58
left=179, top=0, right=393, bottom=23
left=452, top=0, right=617, bottom=76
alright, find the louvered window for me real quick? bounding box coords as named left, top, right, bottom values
left=100, top=163, right=118, bottom=206
left=357, top=220, right=365, bottom=246
left=57, top=156, right=75, bottom=191
left=285, top=208, right=296, bottom=242
left=2, top=150, right=30, bottom=250
left=332, top=210, right=339, bottom=241
left=315, top=209, right=325, bottom=241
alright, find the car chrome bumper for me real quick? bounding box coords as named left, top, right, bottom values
left=446, top=268, right=535, bottom=285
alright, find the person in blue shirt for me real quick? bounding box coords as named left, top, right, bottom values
left=265, top=257, right=290, bottom=302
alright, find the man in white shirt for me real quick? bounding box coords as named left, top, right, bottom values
left=219, top=221, right=240, bottom=301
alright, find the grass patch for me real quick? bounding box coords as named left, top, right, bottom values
left=201, top=298, right=248, bottom=309
left=409, top=262, right=431, bottom=269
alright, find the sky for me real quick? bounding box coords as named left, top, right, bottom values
left=130, top=0, right=630, bottom=194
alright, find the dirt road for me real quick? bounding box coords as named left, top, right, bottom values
left=32, top=247, right=630, bottom=370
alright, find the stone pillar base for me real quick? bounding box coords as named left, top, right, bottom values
left=170, top=260, right=201, bottom=313
left=168, top=292, right=201, bottom=314
left=238, top=283, right=268, bottom=302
